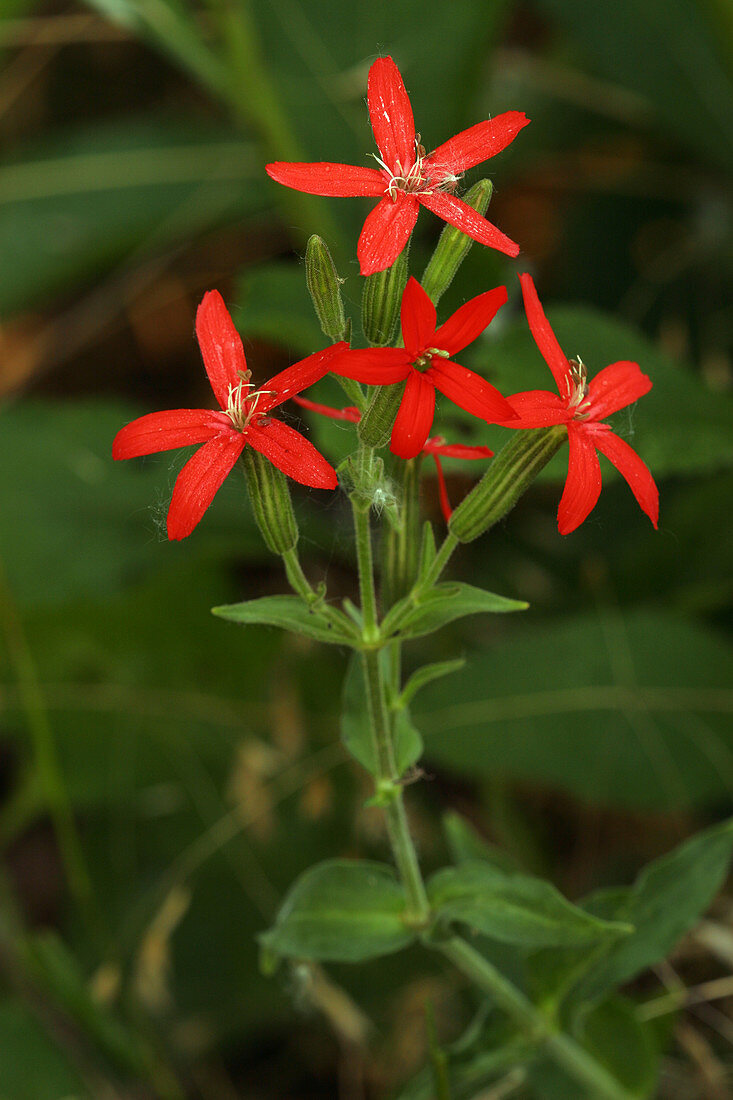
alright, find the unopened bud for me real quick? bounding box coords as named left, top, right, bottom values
left=449, top=426, right=566, bottom=542
left=358, top=381, right=405, bottom=449
left=242, top=446, right=298, bottom=555
left=305, top=235, right=348, bottom=341
left=361, top=248, right=409, bottom=346
left=421, top=179, right=493, bottom=305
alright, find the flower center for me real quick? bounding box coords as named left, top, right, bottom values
left=565, top=358, right=592, bottom=419
left=372, top=135, right=460, bottom=200
left=413, top=347, right=449, bottom=373
left=224, top=370, right=273, bottom=432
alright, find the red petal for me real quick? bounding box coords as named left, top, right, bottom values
left=557, top=427, right=601, bottom=535
left=246, top=418, right=337, bottom=490
left=418, top=191, right=519, bottom=257
left=434, top=286, right=507, bottom=355
left=357, top=195, right=420, bottom=276
left=401, top=277, right=436, bottom=355
left=265, top=161, right=384, bottom=197
left=196, top=290, right=248, bottom=410
left=367, top=56, right=416, bottom=172
left=112, top=409, right=227, bottom=459
left=390, top=371, right=436, bottom=460
left=427, top=359, right=516, bottom=422
left=293, top=395, right=361, bottom=423
left=501, top=389, right=569, bottom=428
left=587, top=360, right=653, bottom=421
left=518, top=273, right=570, bottom=393
left=167, top=432, right=245, bottom=540
left=424, top=111, right=530, bottom=176
left=423, top=439, right=493, bottom=460
left=262, top=342, right=349, bottom=412
left=432, top=455, right=453, bottom=522
left=591, top=427, right=659, bottom=528
left=331, top=347, right=411, bottom=384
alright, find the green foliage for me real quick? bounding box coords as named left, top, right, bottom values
left=212, top=594, right=358, bottom=646
left=428, top=862, right=631, bottom=948
left=382, top=582, right=527, bottom=641
left=260, top=859, right=416, bottom=962
left=0, top=1000, right=85, bottom=1100
left=341, top=654, right=422, bottom=776
left=417, top=611, right=733, bottom=809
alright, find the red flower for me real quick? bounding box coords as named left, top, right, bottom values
left=293, top=395, right=492, bottom=522
left=113, top=291, right=343, bottom=540
left=329, top=276, right=515, bottom=460
left=266, top=56, right=529, bottom=276
left=504, top=274, right=659, bottom=535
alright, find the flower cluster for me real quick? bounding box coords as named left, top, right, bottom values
left=114, top=54, right=658, bottom=541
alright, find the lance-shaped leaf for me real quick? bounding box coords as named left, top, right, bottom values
left=382, top=582, right=527, bottom=641
left=212, top=594, right=358, bottom=646
left=428, top=862, right=632, bottom=949
left=260, top=860, right=416, bottom=962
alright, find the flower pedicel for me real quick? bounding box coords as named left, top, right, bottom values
left=266, top=56, right=529, bottom=275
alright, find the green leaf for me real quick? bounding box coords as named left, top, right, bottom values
left=260, top=859, right=416, bottom=962
left=399, top=659, right=466, bottom=709
left=383, top=583, right=527, bottom=641
left=575, top=817, right=733, bottom=1003
left=341, top=655, right=423, bottom=777
left=212, top=594, right=358, bottom=646
left=416, top=611, right=733, bottom=809
left=528, top=995, right=659, bottom=1100
left=484, top=307, right=733, bottom=479
left=0, top=999, right=85, bottom=1100
left=443, top=812, right=519, bottom=872
left=428, top=862, right=632, bottom=949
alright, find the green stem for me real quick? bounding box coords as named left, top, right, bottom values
left=437, top=937, right=633, bottom=1100
left=0, top=566, right=101, bottom=946
left=350, top=448, right=430, bottom=925
left=421, top=531, right=458, bottom=590
left=281, top=547, right=316, bottom=602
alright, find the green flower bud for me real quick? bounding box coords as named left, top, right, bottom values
left=305, top=235, right=348, bottom=342
left=421, top=178, right=493, bottom=305
left=358, top=381, right=405, bottom=449
left=449, top=426, right=566, bottom=543
left=242, top=446, right=299, bottom=555
left=361, top=248, right=409, bottom=346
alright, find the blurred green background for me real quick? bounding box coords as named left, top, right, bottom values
left=0, top=0, right=731, bottom=1096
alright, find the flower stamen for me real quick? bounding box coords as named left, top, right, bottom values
left=566, top=357, right=591, bottom=419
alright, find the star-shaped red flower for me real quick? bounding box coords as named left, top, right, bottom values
left=113, top=291, right=343, bottom=540
left=293, top=395, right=493, bottom=522
left=266, top=56, right=529, bottom=276
left=329, top=276, right=515, bottom=460
left=504, top=273, right=659, bottom=535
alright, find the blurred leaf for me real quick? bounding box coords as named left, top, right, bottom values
left=0, top=120, right=262, bottom=315
left=234, top=262, right=332, bottom=358
left=482, top=306, right=733, bottom=479
left=533, top=0, right=733, bottom=172
left=399, top=659, right=466, bottom=709
left=443, top=811, right=519, bottom=872
left=428, top=862, right=631, bottom=948
left=0, top=401, right=262, bottom=606
left=212, top=594, right=358, bottom=646
left=574, top=816, right=733, bottom=1003
left=0, top=999, right=85, bottom=1100
left=529, top=995, right=659, bottom=1099
left=416, top=611, right=733, bottom=809
left=260, top=859, right=416, bottom=962
left=341, top=654, right=422, bottom=777
left=383, top=582, right=528, bottom=641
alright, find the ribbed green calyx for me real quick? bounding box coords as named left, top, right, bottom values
left=421, top=178, right=493, bottom=305
left=381, top=457, right=422, bottom=607
left=358, top=382, right=405, bottom=449
left=242, top=447, right=298, bottom=555
left=305, top=235, right=348, bottom=341
left=449, top=426, right=566, bottom=543
left=361, top=248, right=409, bottom=347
